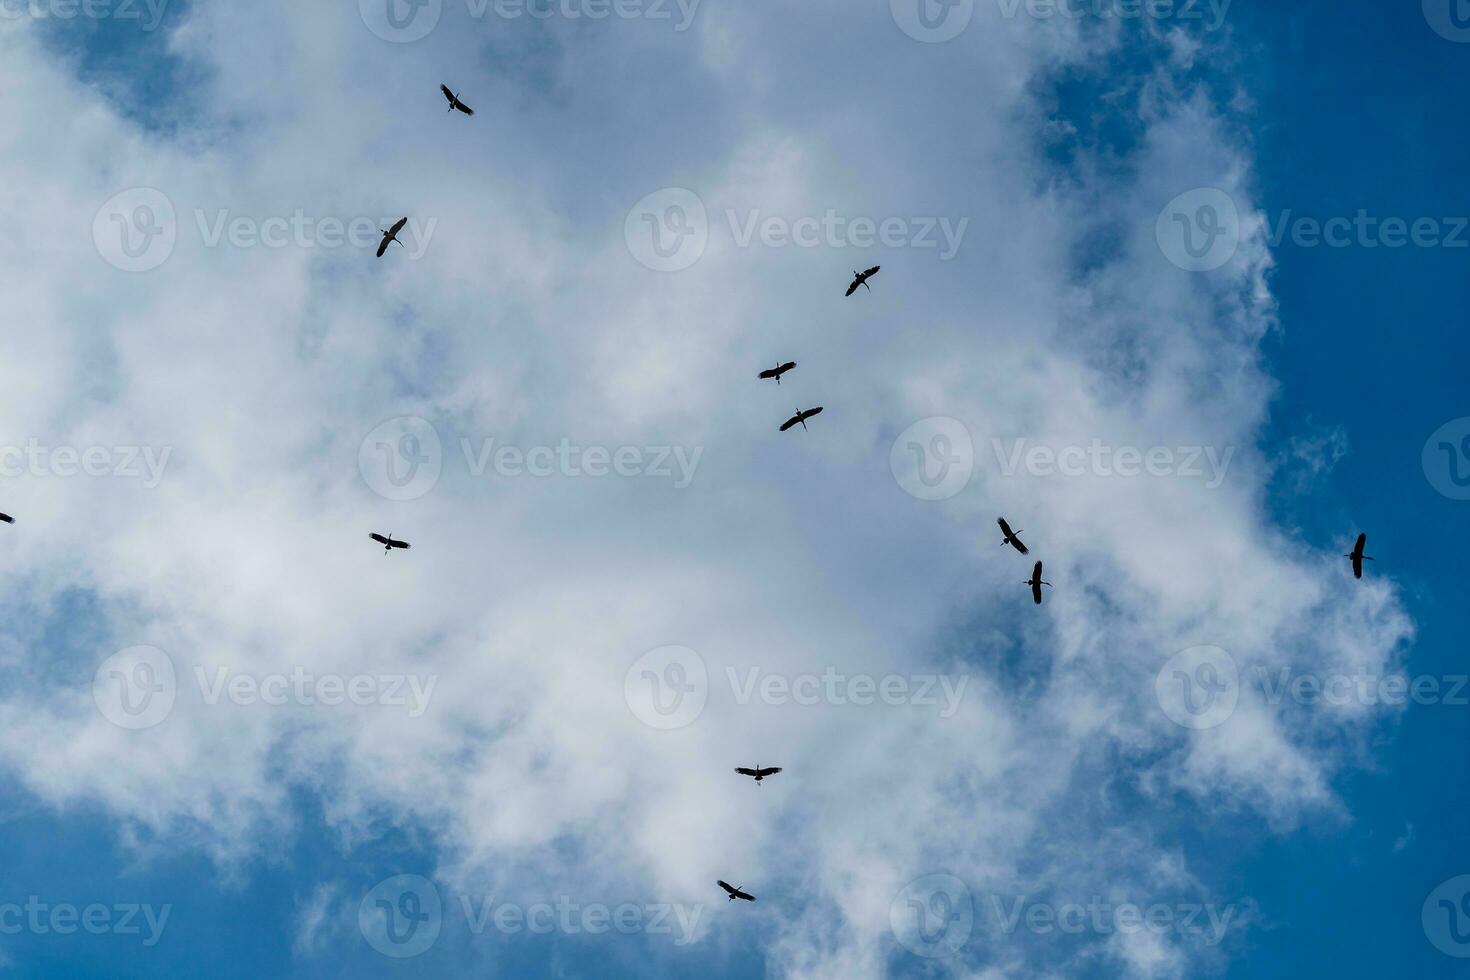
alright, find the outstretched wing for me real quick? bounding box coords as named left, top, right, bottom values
left=0, top=513, right=13, bottom=524
left=441, top=84, right=455, bottom=102
left=735, top=768, right=757, bottom=776
left=1355, top=533, right=1367, bottom=554
left=717, top=881, right=737, bottom=895
left=779, top=361, right=796, bottom=373
left=803, top=407, right=824, bottom=421
left=370, top=533, right=389, bottom=545
left=376, top=236, right=390, bottom=257
left=392, top=540, right=412, bottom=550
left=757, top=767, right=782, bottom=777
left=758, top=368, right=778, bottom=380
left=1352, top=553, right=1363, bottom=578
left=863, top=265, right=881, bottom=277
left=456, top=101, right=475, bottom=116
left=1032, top=581, right=1043, bottom=604
left=780, top=415, right=800, bottom=432
left=845, top=278, right=860, bottom=297
left=997, top=517, right=1012, bottom=536
left=389, top=216, right=409, bottom=236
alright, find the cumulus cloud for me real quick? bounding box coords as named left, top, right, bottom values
left=0, top=3, right=1410, bottom=977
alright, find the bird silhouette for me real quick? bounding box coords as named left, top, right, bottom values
left=1025, top=560, right=1051, bottom=605
left=718, top=881, right=756, bottom=902
left=1346, top=533, right=1374, bottom=579
left=734, top=765, right=782, bottom=785
left=440, top=84, right=474, bottom=115
left=845, top=265, right=880, bottom=296
left=758, top=361, right=797, bottom=385
left=369, top=532, right=411, bottom=554
left=376, top=217, right=409, bottom=257
left=780, top=407, right=824, bottom=432
left=997, top=517, right=1028, bottom=555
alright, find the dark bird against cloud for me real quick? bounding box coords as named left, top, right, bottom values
left=440, top=84, right=474, bottom=116
left=997, top=517, right=1028, bottom=555
left=376, top=217, right=408, bottom=257
left=718, top=881, right=756, bottom=902
left=370, top=532, right=411, bottom=554
left=845, top=265, right=880, bottom=296
left=780, top=406, right=824, bottom=432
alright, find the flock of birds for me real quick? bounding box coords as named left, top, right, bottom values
left=0, top=82, right=1377, bottom=912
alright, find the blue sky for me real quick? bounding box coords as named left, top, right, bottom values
left=0, top=0, right=1465, bottom=977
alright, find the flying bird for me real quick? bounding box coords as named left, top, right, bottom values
left=1346, top=533, right=1374, bottom=579
left=440, top=84, right=474, bottom=115
left=996, top=517, right=1028, bottom=555
left=758, top=361, right=797, bottom=385
left=734, top=766, right=782, bottom=785
left=780, top=407, right=824, bottom=432
left=369, top=532, right=411, bottom=554
left=845, top=265, right=880, bottom=296
left=0, top=513, right=13, bottom=525
left=717, top=881, right=756, bottom=903
left=376, top=217, right=408, bottom=257
left=1025, top=560, right=1051, bottom=605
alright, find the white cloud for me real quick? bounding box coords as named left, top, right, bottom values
left=0, top=5, right=1411, bottom=977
